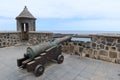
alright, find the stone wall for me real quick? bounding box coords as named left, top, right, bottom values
left=28, top=31, right=53, bottom=45
left=0, top=32, right=21, bottom=47
left=90, top=34, right=120, bottom=63
left=0, top=31, right=53, bottom=47
left=62, top=41, right=91, bottom=56
left=62, top=34, right=120, bottom=64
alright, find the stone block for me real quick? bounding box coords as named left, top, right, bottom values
left=107, top=42, right=112, bottom=46
left=97, top=45, right=100, bottom=48
left=81, top=52, right=86, bottom=57
left=85, top=54, right=90, bottom=57
left=92, top=37, right=97, bottom=42
left=74, top=42, right=77, bottom=45
left=99, top=50, right=108, bottom=56
left=99, top=56, right=108, bottom=61
left=116, top=59, right=120, bottom=64
left=118, top=38, right=120, bottom=43
left=100, top=44, right=104, bottom=49
left=106, top=38, right=114, bottom=43
left=94, top=50, right=97, bottom=55
left=69, top=45, right=74, bottom=52
left=62, top=46, right=69, bottom=53
left=88, top=49, right=92, bottom=54
left=118, top=53, right=120, bottom=58
left=66, top=42, right=68, bottom=45
left=92, top=43, right=96, bottom=48
left=85, top=42, right=91, bottom=48
left=79, top=46, right=83, bottom=52
left=2, top=42, right=6, bottom=46
left=112, top=42, right=116, bottom=46
left=111, top=47, right=116, bottom=50
left=101, top=41, right=106, bottom=44
left=105, top=46, right=109, bottom=50
left=109, top=51, right=117, bottom=58
left=116, top=43, right=120, bottom=52
left=74, top=52, right=79, bottom=55
left=78, top=43, right=82, bottom=46
left=110, top=58, right=116, bottom=63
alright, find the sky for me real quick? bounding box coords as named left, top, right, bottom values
left=1, top=0, right=120, bottom=32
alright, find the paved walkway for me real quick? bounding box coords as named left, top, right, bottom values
left=0, top=46, right=120, bottom=80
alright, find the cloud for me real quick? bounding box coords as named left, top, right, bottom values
left=56, top=19, right=120, bottom=31
left=0, top=0, right=120, bottom=18
left=36, top=18, right=120, bottom=31
left=0, top=18, right=16, bottom=31
left=0, top=0, right=120, bottom=31
left=26, top=0, right=120, bottom=18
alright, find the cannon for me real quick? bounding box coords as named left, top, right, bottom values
left=17, top=36, right=71, bottom=76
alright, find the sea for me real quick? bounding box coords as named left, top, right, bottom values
left=52, top=31, right=120, bottom=34
left=52, top=31, right=120, bottom=42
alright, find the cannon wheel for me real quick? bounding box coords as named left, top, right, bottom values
left=34, top=64, right=45, bottom=76
left=57, top=55, right=64, bottom=64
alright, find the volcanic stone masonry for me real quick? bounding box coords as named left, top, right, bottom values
left=28, top=32, right=53, bottom=45
left=0, top=31, right=53, bottom=48
left=0, top=32, right=21, bottom=48
left=62, top=34, right=120, bottom=64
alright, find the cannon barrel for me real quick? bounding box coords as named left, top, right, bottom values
left=25, top=36, right=71, bottom=59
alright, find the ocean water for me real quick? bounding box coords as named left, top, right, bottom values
left=71, top=37, right=91, bottom=42
left=52, top=31, right=120, bottom=34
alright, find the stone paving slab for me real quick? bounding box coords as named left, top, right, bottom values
left=0, top=46, right=120, bottom=80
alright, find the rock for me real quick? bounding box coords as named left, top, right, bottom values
left=116, top=59, right=120, bottom=64
left=99, top=50, right=108, bottom=56
left=79, top=46, right=83, bottom=52
left=118, top=38, right=120, bottom=43
left=82, top=53, right=86, bottom=57
left=92, top=43, right=96, bottom=49
left=100, top=44, right=104, bottom=49
left=111, top=47, right=116, bottom=50
left=116, top=43, right=120, bottom=52
left=74, top=42, right=77, bottom=45
left=105, top=46, right=109, bottom=50
left=93, top=50, right=97, bottom=55
left=109, top=51, right=117, bottom=58
left=101, top=41, right=106, bottom=44
left=106, top=38, right=114, bottom=43
left=85, top=42, right=91, bottom=48
left=107, top=42, right=112, bottom=46
left=99, top=56, right=108, bottom=61
left=78, top=43, right=82, bottom=46
left=92, top=37, right=97, bottom=42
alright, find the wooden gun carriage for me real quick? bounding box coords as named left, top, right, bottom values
left=17, top=36, right=71, bottom=76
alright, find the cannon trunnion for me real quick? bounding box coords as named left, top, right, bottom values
left=17, top=36, right=71, bottom=76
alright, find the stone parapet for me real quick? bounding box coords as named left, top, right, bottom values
left=90, top=34, right=120, bottom=63
left=0, top=31, right=53, bottom=47
left=62, top=34, right=120, bottom=64
left=0, top=32, right=21, bottom=47
left=28, top=32, right=53, bottom=45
